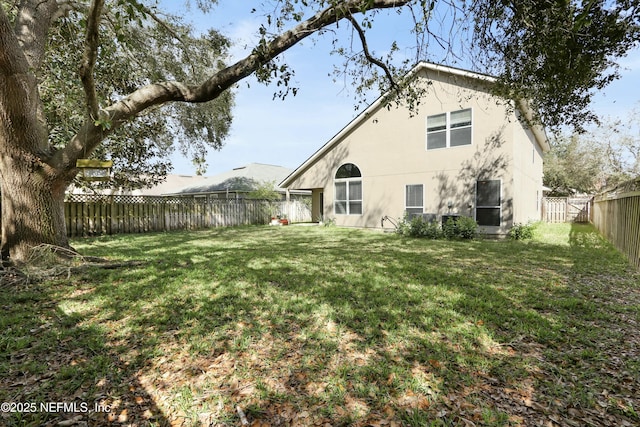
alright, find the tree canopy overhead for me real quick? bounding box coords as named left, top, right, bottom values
left=472, top=0, right=640, bottom=131
left=39, top=0, right=235, bottom=188
left=0, top=0, right=638, bottom=262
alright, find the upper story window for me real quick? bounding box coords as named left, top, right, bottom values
left=427, top=108, right=472, bottom=150
left=334, top=163, right=362, bottom=215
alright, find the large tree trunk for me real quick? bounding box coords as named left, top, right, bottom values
left=1, top=3, right=70, bottom=265
left=0, top=155, right=70, bottom=264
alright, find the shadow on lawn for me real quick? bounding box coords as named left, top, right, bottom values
left=0, top=279, right=172, bottom=427
left=9, top=224, right=636, bottom=426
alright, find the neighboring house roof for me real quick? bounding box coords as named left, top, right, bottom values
left=137, top=174, right=207, bottom=196
left=280, top=61, right=550, bottom=188
left=168, top=163, right=296, bottom=195
left=67, top=174, right=203, bottom=196
left=68, top=163, right=302, bottom=196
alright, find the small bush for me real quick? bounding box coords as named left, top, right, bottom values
left=398, top=215, right=442, bottom=238
left=508, top=222, right=537, bottom=240
left=454, top=216, right=479, bottom=240
left=443, top=216, right=478, bottom=240
left=441, top=217, right=457, bottom=239
left=399, top=215, right=477, bottom=240
left=320, top=216, right=336, bottom=227
left=417, top=218, right=442, bottom=239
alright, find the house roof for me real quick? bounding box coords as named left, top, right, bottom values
left=280, top=61, right=550, bottom=188
left=167, top=163, right=296, bottom=195
left=67, top=174, right=206, bottom=196
left=69, top=163, right=303, bottom=196
left=137, top=174, right=207, bottom=195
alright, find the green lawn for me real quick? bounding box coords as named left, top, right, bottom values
left=1, top=223, right=639, bottom=426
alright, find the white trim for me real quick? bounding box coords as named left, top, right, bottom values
left=333, top=163, right=363, bottom=216
left=404, top=184, right=425, bottom=212
left=426, top=108, right=473, bottom=150
left=516, top=99, right=550, bottom=153
left=334, top=179, right=363, bottom=216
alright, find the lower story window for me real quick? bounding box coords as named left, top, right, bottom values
left=335, top=180, right=362, bottom=215
left=405, top=184, right=424, bottom=217
left=476, top=180, right=501, bottom=226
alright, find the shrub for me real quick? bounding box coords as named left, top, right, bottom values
left=321, top=216, right=336, bottom=227
left=454, top=216, right=479, bottom=240
left=508, top=222, right=536, bottom=240
left=399, top=215, right=477, bottom=240
left=397, top=215, right=442, bottom=238
left=417, top=217, right=442, bottom=239
left=441, top=217, right=457, bottom=239
left=443, top=216, right=478, bottom=240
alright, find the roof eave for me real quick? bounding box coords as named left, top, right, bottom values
left=515, top=99, right=551, bottom=153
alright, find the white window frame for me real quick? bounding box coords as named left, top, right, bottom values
left=334, top=163, right=363, bottom=216
left=334, top=180, right=362, bottom=215
left=405, top=184, right=424, bottom=217
left=426, top=108, right=473, bottom=150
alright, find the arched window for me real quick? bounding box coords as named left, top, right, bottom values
left=334, top=163, right=362, bottom=215
left=335, top=163, right=362, bottom=179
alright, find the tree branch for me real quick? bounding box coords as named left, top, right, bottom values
left=52, top=0, right=83, bottom=21
left=54, top=0, right=413, bottom=176
left=13, top=0, right=58, bottom=70
left=120, top=2, right=201, bottom=75
left=0, top=6, right=28, bottom=76
left=344, top=14, right=399, bottom=91
left=79, top=0, right=104, bottom=120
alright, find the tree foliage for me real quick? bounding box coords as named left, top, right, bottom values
left=39, top=2, right=234, bottom=189
left=472, top=0, right=640, bottom=132
left=247, top=181, right=283, bottom=201
left=600, top=105, right=640, bottom=184
left=543, top=134, right=605, bottom=196
left=544, top=105, right=640, bottom=195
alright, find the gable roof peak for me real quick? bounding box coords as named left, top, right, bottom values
left=409, top=61, right=497, bottom=83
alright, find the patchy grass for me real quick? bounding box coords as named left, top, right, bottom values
left=1, top=223, right=639, bottom=426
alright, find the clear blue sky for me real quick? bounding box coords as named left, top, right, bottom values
left=162, top=2, right=640, bottom=176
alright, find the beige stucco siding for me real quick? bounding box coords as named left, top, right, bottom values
left=283, top=66, right=546, bottom=233
left=511, top=114, right=545, bottom=225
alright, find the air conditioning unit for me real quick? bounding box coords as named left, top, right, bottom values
left=441, top=214, right=461, bottom=226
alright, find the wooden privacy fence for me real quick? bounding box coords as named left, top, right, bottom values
left=65, top=194, right=312, bottom=237
left=542, top=197, right=592, bottom=223
left=592, top=178, right=640, bottom=270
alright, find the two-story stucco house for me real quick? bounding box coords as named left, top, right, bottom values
left=280, top=62, right=550, bottom=235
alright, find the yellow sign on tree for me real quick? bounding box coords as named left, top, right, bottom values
left=75, top=159, right=113, bottom=182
